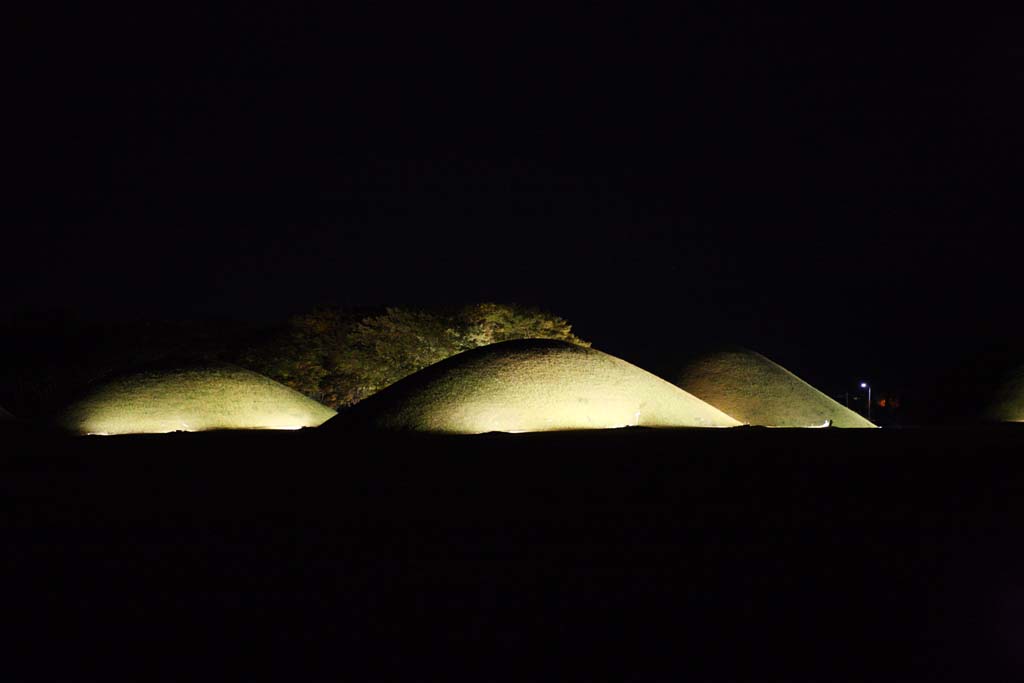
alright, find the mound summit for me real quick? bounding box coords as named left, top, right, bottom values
left=57, top=362, right=337, bottom=435
left=327, top=339, right=740, bottom=433
left=673, top=347, right=875, bottom=428
left=982, top=362, right=1024, bottom=422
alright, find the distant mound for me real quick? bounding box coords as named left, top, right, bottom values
left=326, top=339, right=740, bottom=433
left=673, top=347, right=875, bottom=428
left=56, top=362, right=337, bottom=435
left=982, top=362, right=1024, bottom=422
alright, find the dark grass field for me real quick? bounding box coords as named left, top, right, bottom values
left=3, top=425, right=1024, bottom=681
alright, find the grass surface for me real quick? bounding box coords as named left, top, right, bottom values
left=56, top=362, right=337, bottom=435
left=330, top=339, right=740, bottom=433
left=673, top=347, right=875, bottom=427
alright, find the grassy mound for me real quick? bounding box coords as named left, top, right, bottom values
left=327, top=339, right=740, bottom=434
left=57, top=362, right=337, bottom=435
left=983, top=362, right=1024, bottom=422
left=673, top=347, right=875, bottom=428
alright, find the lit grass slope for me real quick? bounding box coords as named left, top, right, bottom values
left=983, top=362, right=1024, bottom=422
left=327, top=339, right=740, bottom=434
left=673, top=347, right=875, bottom=428
left=57, top=362, right=337, bottom=435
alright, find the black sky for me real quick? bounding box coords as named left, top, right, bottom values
left=7, top=5, right=1023, bottom=400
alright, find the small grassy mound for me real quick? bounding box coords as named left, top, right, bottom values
left=56, top=362, right=337, bottom=435
left=983, top=362, right=1024, bottom=422
left=673, top=347, right=875, bottom=428
left=327, top=339, right=740, bottom=434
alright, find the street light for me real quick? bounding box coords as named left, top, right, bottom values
left=860, top=382, right=871, bottom=421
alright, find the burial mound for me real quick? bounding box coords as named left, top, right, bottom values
left=982, top=362, right=1024, bottom=422
left=673, top=347, right=875, bottom=428
left=328, top=339, right=740, bottom=433
left=57, top=363, right=337, bottom=435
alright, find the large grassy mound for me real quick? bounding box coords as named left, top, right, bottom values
left=982, top=362, right=1024, bottom=422
left=57, top=362, right=337, bottom=435
left=327, top=339, right=740, bottom=433
left=673, top=347, right=875, bottom=428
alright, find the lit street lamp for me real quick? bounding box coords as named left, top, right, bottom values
left=860, top=382, right=871, bottom=421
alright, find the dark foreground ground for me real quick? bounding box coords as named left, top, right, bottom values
left=2, top=425, right=1024, bottom=681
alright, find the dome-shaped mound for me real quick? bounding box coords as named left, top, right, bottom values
left=56, top=362, right=337, bottom=435
left=673, top=347, right=875, bottom=428
left=326, top=339, right=740, bottom=434
left=982, top=362, right=1024, bottom=422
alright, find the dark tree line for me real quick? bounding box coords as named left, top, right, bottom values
left=235, top=303, right=588, bottom=408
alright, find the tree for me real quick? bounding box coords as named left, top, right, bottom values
left=453, top=302, right=588, bottom=349
left=234, top=303, right=589, bottom=409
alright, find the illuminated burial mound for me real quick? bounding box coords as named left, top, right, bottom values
left=982, top=362, right=1024, bottom=422
left=57, top=363, right=337, bottom=435
left=673, top=347, right=875, bottom=428
left=328, top=339, right=740, bottom=433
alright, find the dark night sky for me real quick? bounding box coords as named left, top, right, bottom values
left=6, top=5, right=1023, bottom=400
